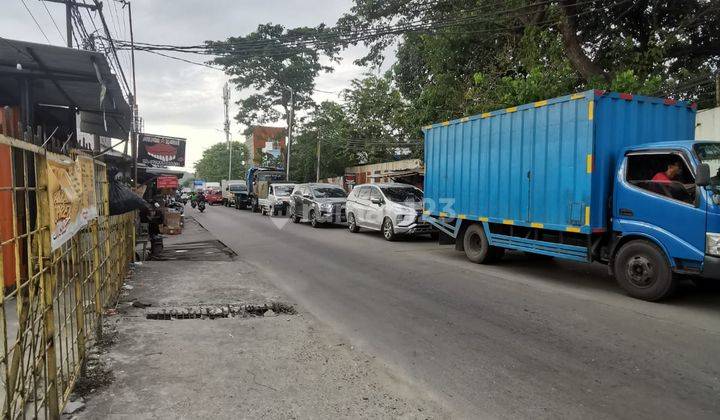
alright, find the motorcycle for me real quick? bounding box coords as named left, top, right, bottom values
left=191, top=200, right=197, bottom=209
left=197, top=201, right=206, bottom=213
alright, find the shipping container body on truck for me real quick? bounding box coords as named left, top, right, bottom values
left=423, top=90, right=720, bottom=301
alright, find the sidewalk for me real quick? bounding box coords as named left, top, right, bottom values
left=73, top=216, right=445, bottom=419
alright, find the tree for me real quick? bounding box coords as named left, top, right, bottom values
left=194, top=141, right=248, bottom=182
left=290, top=101, right=356, bottom=182
left=207, top=24, right=340, bottom=132
left=339, top=0, right=720, bottom=110
left=342, top=73, right=418, bottom=162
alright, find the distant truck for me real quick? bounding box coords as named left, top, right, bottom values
left=246, top=167, right=286, bottom=212
left=423, top=90, right=719, bottom=301
left=221, top=179, right=246, bottom=207
left=259, top=182, right=295, bottom=216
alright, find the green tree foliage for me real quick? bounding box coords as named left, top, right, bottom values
left=207, top=24, right=339, bottom=132
left=193, top=141, right=248, bottom=182
left=340, top=0, right=720, bottom=115
left=290, top=101, right=355, bottom=182
left=343, top=73, right=417, bottom=162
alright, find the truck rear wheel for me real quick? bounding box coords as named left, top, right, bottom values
left=463, top=224, right=503, bottom=264
left=251, top=197, right=260, bottom=213
left=614, top=240, right=676, bottom=301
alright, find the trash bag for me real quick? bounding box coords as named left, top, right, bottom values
left=108, top=180, right=150, bottom=215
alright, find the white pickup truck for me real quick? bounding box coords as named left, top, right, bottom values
left=258, top=183, right=295, bottom=216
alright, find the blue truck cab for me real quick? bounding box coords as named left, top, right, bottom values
left=422, top=90, right=719, bottom=300
left=612, top=140, right=720, bottom=289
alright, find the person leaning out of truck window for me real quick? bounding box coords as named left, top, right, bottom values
left=652, top=159, right=682, bottom=183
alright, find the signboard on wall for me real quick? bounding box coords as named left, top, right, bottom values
left=138, top=133, right=186, bottom=167
left=157, top=175, right=179, bottom=189
left=47, top=155, right=98, bottom=250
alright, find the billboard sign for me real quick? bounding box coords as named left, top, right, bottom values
left=138, top=133, right=186, bottom=167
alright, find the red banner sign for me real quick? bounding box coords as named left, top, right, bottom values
left=157, top=175, right=179, bottom=189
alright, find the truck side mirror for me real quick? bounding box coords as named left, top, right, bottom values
left=696, top=163, right=711, bottom=187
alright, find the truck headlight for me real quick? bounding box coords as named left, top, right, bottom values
left=706, top=233, right=720, bottom=256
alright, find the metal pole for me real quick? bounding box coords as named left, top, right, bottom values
left=286, top=87, right=294, bottom=181
left=127, top=1, right=139, bottom=186
left=316, top=137, right=321, bottom=182
left=66, top=2, right=72, bottom=47
left=224, top=83, right=232, bottom=180
left=716, top=73, right=720, bottom=107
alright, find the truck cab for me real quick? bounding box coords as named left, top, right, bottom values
left=611, top=140, right=720, bottom=299
left=246, top=167, right=286, bottom=213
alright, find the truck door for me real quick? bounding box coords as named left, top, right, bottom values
left=614, top=151, right=706, bottom=265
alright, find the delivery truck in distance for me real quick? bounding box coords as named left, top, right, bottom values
left=423, top=90, right=720, bottom=301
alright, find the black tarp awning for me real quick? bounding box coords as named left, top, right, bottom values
left=0, top=37, right=131, bottom=138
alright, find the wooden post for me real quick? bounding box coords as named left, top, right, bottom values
left=35, top=154, right=60, bottom=419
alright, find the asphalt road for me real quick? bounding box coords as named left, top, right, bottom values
left=194, top=204, right=720, bottom=419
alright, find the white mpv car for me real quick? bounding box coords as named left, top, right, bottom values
left=346, top=183, right=435, bottom=241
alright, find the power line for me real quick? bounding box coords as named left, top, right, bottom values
left=38, top=0, right=66, bottom=44
left=19, top=0, right=52, bottom=44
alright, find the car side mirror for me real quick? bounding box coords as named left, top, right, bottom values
left=697, top=163, right=711, bottom=187
left=371, top=197, right=383, bottom=205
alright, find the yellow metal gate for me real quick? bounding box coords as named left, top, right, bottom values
left=0, top=134, right=135, bottom=418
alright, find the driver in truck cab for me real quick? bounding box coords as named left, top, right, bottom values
left=652, top=159, right=682, bottom=183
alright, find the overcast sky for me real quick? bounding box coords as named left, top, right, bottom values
left=3, top=0, right=380, bottom=170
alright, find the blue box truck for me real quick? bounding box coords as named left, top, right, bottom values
left=422, top=90, right=720, bottom=301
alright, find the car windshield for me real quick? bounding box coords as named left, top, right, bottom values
left=229, top=184, right=246, bottom=192
left=695, top=143, right=720, bottom=189
left=381, top=186, right=423, bottom=203
left=313, top=187, right=346, bottom=198
left=274, top=185, right=293, bottom=196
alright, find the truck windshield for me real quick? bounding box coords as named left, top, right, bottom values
left=694, top=143, right=720, bottom=189
left=257, top=172, right=285, bottom=182
left=273, top=185, right=293, bottom=196
left=313, top=187, right=346, bottom=198
left=380, top=187, right=423, bottom=203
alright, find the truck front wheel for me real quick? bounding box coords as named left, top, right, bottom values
left=463, top=224, right=504, bottom=264
left=614, top=240, right=676, bottom=301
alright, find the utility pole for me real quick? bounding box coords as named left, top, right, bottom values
left=716, top=73, right=720, bottom=107
left=223, top=82, right=232, bottom=180
left=285, top=87, right=294, bottom=181
left=121, top=0, right=139, bottom=186
left=316, top=138, right=321, bottom=182
left=40, top=0, right=99, bottom=48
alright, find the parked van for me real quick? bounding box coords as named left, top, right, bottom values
left=346, top=183, right=434, bottom=240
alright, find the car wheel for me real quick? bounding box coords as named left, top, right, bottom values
left=309, top=210, right=320, bottom=228
left=291, top=207, right=301, bottom=223
left=382, top=218, right=396, bottom=241
left=462, top=223, right=503, bottom=264
left=348, top=213, right=360, bottom=233
left=614, top=240, right=675, bottom=301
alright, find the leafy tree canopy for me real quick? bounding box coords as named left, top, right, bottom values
left=207, top=24, right=340, bottom=132
left=194, top=141, right=248, bottom=182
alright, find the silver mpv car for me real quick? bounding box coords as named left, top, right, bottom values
left=346, top=183, right=434, bottom=241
